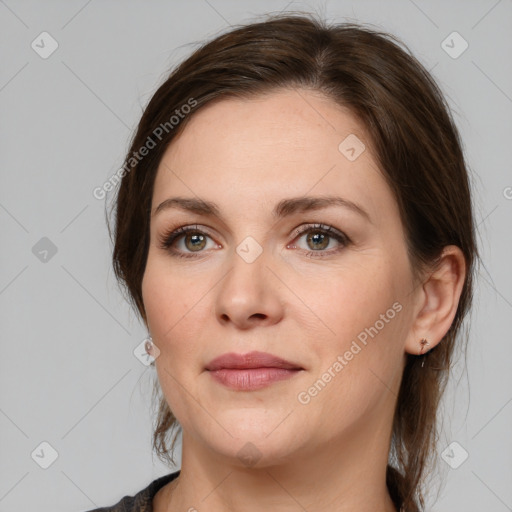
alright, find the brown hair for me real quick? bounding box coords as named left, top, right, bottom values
left=109, top=12, right=478, bottom=511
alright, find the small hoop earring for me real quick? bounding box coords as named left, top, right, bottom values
left=144, top=335, right=158, bottom=366
left=144, top=336, right=153, bottom=355
left=420, top=338, right=430, bottom=367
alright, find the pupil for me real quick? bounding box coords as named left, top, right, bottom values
left=188, top=233, right=205, bottom=251
left=308, top=232, right=328, bottom=250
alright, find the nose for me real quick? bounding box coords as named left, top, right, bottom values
left=214, top=243, right=284, bottom=330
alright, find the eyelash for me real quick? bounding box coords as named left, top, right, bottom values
left=157, top=223, right=350, bottom=260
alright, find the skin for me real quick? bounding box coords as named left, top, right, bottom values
left=142, top=88, right=466, bottom=512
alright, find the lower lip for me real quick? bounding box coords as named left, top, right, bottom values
left=208, top=368, right=301, bottom=391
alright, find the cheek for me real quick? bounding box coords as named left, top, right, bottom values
left=142, top=260, right=211, bottom=426
left=292, top=259, right=398, bottom=347
left=296, top=278, right=406, bottom=433
left=294, top=259, right=408, bottom=413
left=143, top=252, right=195, bottom=331
left=142, top=255, right=212, bottom=370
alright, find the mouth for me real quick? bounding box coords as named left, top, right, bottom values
left=205, top=351, right=304, bottom=391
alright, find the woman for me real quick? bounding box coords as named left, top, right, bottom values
left=91, top=12, right=477, bottom=512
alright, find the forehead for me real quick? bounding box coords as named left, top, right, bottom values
left=152, top=89, right=394, bottom=223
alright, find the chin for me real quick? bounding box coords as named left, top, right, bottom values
left=197, top=411, right=307, bottom=466
left=212, top=436, right=302, bottom=470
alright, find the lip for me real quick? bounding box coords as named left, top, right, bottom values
left=205, top=351, right=303, bottom=371
left=205, top=351, right=304, bottom=391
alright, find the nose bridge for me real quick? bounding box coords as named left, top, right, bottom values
left=214, top=235, right=283, bottom=327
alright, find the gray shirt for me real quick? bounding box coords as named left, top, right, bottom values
left=85, top=470, right=180, bottom=512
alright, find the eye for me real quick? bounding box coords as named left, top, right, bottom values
left=287, top=223, right=350, bottom=258
left=157, top=225, right=218, bottom=259
left=158, top=222, right=350, bottom=260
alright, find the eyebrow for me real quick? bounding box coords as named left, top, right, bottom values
left=153, top=195, right=371, bottom=223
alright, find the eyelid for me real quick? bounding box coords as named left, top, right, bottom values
left=157, top=224, right=217, bottom=248
left=158, top=222, right=350, bottom=258
left=290, top=222, right=348, bottom=242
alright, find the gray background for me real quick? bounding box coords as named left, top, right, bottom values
left=1, top=0, right=511, bottom=511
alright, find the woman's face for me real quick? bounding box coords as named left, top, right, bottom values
left=142, top=88, right=420, bottom=466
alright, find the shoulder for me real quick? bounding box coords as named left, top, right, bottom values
left=84, top=493, right=137, bottom=512
left=83, top=470, right=180, bottom=512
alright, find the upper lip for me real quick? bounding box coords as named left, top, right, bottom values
left=205, top=351, right=303, bottom=371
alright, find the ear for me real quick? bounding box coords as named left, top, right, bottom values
left=405, top=245, right=466, bottom=355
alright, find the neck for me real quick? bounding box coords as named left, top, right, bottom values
left=163, top=413, right=398, bottom=512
